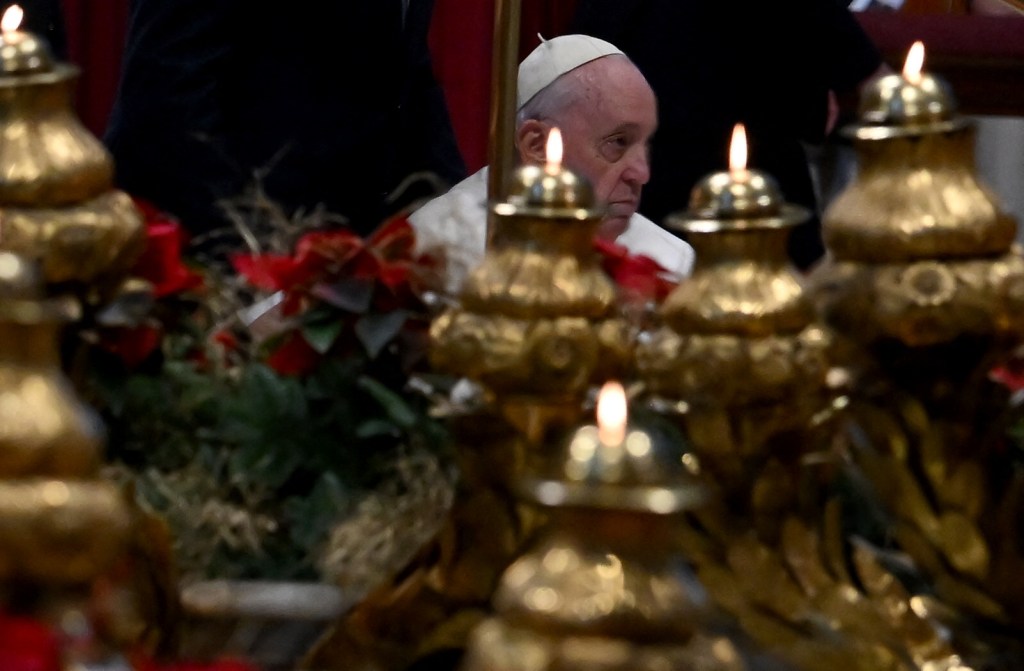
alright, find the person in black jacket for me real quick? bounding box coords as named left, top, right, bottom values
left=571, top=0, right=884, bottom=269
left=104, top=0, right=466, bottom=241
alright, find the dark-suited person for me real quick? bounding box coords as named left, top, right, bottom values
left=104, top=0, right=466, bottom=242
left=571, top=0, right=884, bottom=270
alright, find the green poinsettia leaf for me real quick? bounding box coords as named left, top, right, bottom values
left=354, top=310, right=409, bottom=359
left=302, top=319, right=345, bottom=355
left=357, top=375, right=418, bottom=429
left=239, top=364, right=308, bottom=422
left=286, top=472, right=350, bottom=552
left=356, top=418, right=400, bottom=439
left=312, top=278, right=374, bottom=314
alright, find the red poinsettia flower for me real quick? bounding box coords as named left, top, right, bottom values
left=130, top=199, right=203, bottom=298
left=991, top=355, right=1024, bottom=393
left=593, top=237, right=677, bottom=302
left=266, top=331, right=322, bottom=376
left=232, top=228, right=369, bottom=315
left=0, top=614, right=62, bottom=671
left=99, top=325, right=164, bottom=369
left=98, top=199, right=206, bottom=370
left=232, top=216, right=431, bottom=375
left=365, top=214, right=417, bottom=290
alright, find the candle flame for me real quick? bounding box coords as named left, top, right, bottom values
left=1, top=4, right=22, bottom=33
left=903, top=41, right=925, bottom=84
left=545, top=127, right=563, bottom=173
left=596, top=381, right=627, bottom=446
left=729, top=123, right=747, bottom=174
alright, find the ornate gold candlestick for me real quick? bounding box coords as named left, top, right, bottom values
left=627, top=126, right=967, bottom=670
left=814, top=41, right=1024, bottom=346
left=804, top=42, right=1024, bottom=666
left=0, top=249, right=131, bottom=593
left=317, top=132, right=632, bottom=671
left=461, top=382, right=749, bottom=671
left=0, top=4, right=144, bottom=297
left=432, top=129, right=631, bottom=447
left=636, top=124, right=835, bottom=515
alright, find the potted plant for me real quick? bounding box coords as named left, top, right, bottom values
left=76, top=196, right=457, bottom=669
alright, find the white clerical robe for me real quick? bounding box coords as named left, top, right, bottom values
left=409, top=168, right=695, bottom=294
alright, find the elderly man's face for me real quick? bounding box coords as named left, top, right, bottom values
left=555, top=57, right=657, bottom=240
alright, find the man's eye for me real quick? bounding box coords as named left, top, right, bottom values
left=598, top=136, right=629, bottom=162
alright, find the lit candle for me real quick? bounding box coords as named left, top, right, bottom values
left=524, top=378, right=705, bottom=514
left=728, top=122, right=748, bottom=180
left=0, top=4, right=54, bottom=74
left=494, top=124, right=598, bottom=215
left=545, top=127, right=564, bottom=176
left=596, top=380, right=627, bottom=447
left=902, top=40, right=925, bottom=85
left=559, top=380, right=657, bottom=485
left=683, top=122, right=793, bottom=221
left=1, top=4, right=23, bottom=38
left=854, top=40, right=957, bottom=135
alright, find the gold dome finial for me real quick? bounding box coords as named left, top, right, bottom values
left=852, top=41, right=963, bottom=140
left=0, top=5, right=55, bottom=75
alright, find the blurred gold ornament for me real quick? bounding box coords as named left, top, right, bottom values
left=627, top=121, right=976, bottom=670
left=431, top=129, right=630, bottom=441
left=803, top=41, right=1024, bottom=667
left=321, top=132, right=632, bottom=670
left=637, top=124, right=838, bottom=508
left=462, top=383, right=748, bottom=671
left=0, top=6, right=144, bottom=293
left=812, top=41, right=1024, bottom=347
left=0, top=250, right=131, bottom=584
left=640, top=124, right=830, bottom=408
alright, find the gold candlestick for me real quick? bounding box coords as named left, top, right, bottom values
left=634, top=122, right=965, bottom=671
left=461, top=382, right=746, bottom=671
left=803, top=41, right=1024, bottom=667
left=432, top=129, right=631, bottom=446
left=318, top=133, right=633, bottom=671
left=0, top=250, right=131, bottom=584
left=638, top=125, right=834, bottom=483
left=813, top=41, right=1024, bottom=346
left=0, top=4, right=144, bottom=296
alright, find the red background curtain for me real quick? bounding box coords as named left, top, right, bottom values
left=430, top=0, right=579, bottom=170
left=63, top=0, right=132, bottom=139
left=61, top=0, right=579, bottom=172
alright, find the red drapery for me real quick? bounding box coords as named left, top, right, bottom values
left=430, top=0, right=578, bottom=170
left=62, top=0, right=578, bottom=170
left=63, top=0, right=131, bottom=138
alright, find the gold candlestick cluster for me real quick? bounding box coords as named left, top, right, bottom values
left=324, top=135, right=636, bottom=671
left=0, top=5, right=144, bottom=299
left=356, top=38, right=1024, bottom=671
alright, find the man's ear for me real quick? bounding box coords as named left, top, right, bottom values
left=515, top=119, right=548, bottom=165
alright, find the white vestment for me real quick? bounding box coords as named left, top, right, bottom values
left=410, top=168, right=695, bottom=294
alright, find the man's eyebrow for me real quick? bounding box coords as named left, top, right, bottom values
left=603, top=122, right=657, bottom=140
left=604, top=122, right=642, bottom=137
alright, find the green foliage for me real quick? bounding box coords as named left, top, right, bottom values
left=87, top=331, right=448, bottom=583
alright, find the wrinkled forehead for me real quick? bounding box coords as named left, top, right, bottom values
left=563, top=57, right=658, bottom=128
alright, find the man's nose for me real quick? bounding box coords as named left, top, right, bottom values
left=623, top=146, right=651, bottom=186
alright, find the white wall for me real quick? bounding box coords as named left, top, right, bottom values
left=974, top=115, right=1024, bottom=239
